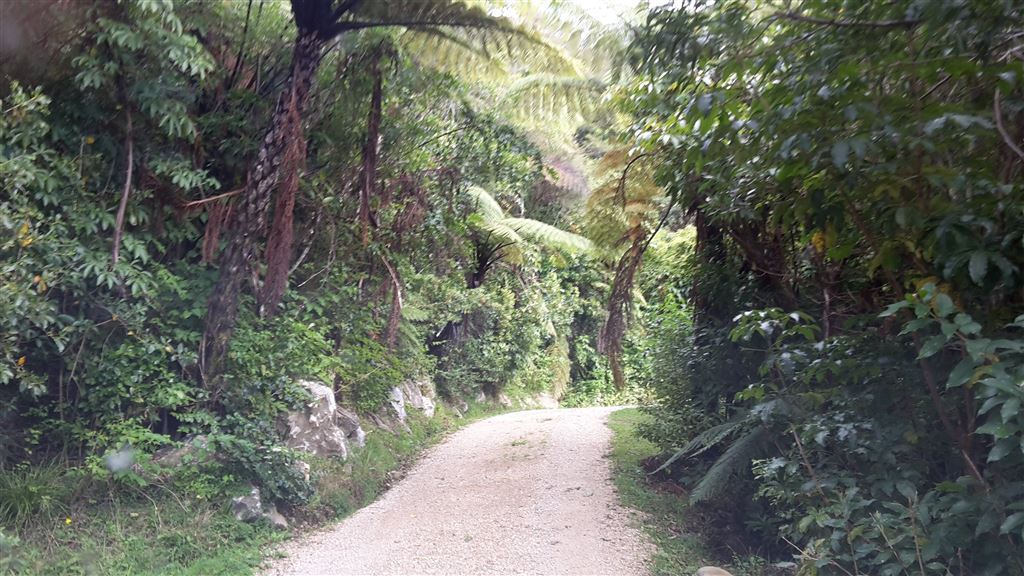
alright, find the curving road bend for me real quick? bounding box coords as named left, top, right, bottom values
left=265, top=406, right=652, bottom=576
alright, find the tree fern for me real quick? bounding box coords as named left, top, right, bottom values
left=548, top=334, right=571, bottom=399
left=651, top=412, right=752, bottom=475
left=465, top=185, right=592, bottom=254
left=689, top=427, right=769, bottom=504
left=503, top=217, right=592, bottom=253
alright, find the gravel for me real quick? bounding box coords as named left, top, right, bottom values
left=265, top=406, right=653, bottom=576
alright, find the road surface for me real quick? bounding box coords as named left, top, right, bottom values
left=265, top=406, right=652, bottom=575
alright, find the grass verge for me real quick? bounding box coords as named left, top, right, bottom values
left=607, top=408, right=771, bottom=576
left=6, top=402, right=503, bottom=576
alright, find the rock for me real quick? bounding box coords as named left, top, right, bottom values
left=231, top=486, right=264, bottom=523
left=401, top=379, right=435, bottom=418
left=264, top=503, right=289, bottom=530
left=292, top=460, right=311, bottom=483
left=497, top=393, right=512, bottom=407
left=475, top=391, right=487, bottom=403
left=368, top=411, right=395, bottom=433
left=696, top=568, right=734, bottom=576
left=153, top=435, right=213, bottom=468
left=282, top=380, right=348, bottom=459
left=534, top=392, right=559, bottom=409
left=333, top=403, right=366, bottom=444
left=336, top=407, right=366, bottom=448
left=388, top=386, right=407, bottom=423
left=231, top=486, right=290, bottom=529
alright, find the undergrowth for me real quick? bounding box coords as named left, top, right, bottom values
left=607, top=408, right=776, bottom=576
left=5, top=402, right=502, bottom=576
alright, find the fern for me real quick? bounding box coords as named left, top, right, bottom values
left=504, top=217, right=593, bottom=253
left=464, top=186, right=592, bottom=255
left=548, top=334, right=571, bottom=399
left=466, top=185, right=506, bottom=220
left=651, top=412, right=751, bottom=475
left=689, top=427, right=769, bottom=504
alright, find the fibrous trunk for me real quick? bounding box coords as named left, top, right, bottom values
left=359, top=50, right=383, bottom=247
left=201, top=31, right=324, bottom=384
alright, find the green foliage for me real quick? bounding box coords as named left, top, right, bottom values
left=0, top=463, right=70, bottom=529
left=0, top=0, right=631, bottom=571
left=620, top=0, right=1024, bottom=573
left=608, top=408, right=772, bottom=576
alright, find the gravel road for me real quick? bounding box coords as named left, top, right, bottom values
left=265, top=406, right=652, bottom=576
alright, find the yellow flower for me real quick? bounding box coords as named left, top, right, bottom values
left=810, top=230, right=826, bottom=254
left=85, top=136, right=95, bottom=145
left=65, top=517, right=72, bottom=525
left=17, top=356, right=26, bottom=366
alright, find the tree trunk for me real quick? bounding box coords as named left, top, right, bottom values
left=359, top=50, right=383, bottom=247
left=259, top=86, right=307, bottom=317
left=599, top=231, right=646, bottom=390
left=201, top=31, right=324, bottom=385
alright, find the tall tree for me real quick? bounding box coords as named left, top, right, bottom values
left=200, top=0, right=527, bottom=384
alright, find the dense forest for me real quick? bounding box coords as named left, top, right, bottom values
left=2, top=0, right=1023, bottom=575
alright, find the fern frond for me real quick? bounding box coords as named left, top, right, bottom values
left=401, top=304, right=432, bottom=322
left=476, top=219, right=524, bottom=246
left=500, top=74, right=605, bottom=126
left=401, top=30, right=508, bottom=80
left=503, top=217, right=593, bottom=253
left=650, top=414, right=752, bottom=475
left=466, top=185, right=506, bottom=221
left=690, top=427, right=769, bottom=504
left=548, top=334, right=571, bottom=399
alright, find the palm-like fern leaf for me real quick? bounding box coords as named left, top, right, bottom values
left=689, top=427, right=769, bottom=504
left=499, top=74, right=605, bottom=125
left=465, top=185, right=592, bottom=255
left=651, top=413, right=751, bottom=475
left=466, top=185, right=506, bottom=220
left=504, top=217, right=593, bottom=253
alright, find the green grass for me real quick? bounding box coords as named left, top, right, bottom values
left=607, top=408, right=772, bottom=576
left=7, top=401, right=505, bottom=576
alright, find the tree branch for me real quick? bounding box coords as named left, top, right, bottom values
left=773, top=11, right=920, bottom=29
left=180, top=187, right=245, bottom=210
left=994, top=87, right=1024, bottom=163
left=111, top=107, right=133, bottom=266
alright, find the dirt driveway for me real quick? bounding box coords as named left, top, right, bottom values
left=265, top=407, right=652, bottom=575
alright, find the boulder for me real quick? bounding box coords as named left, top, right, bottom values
left=336, top=407, right=366, bottom=447
left=291, top=460, right=311, bottom=483
left=231, top=486, right=289, bottom=529
left=388, top=386, right=408, bottom=423
left=153, top=435, right=213, bottom=468
left=497, top=392, right=512, bottom=407
left=521, top=393, right=559, bottom=409
left=231, top=486, right=264, bottom=523
left=401, top=379, right=435, bottom=418
left=282, top=380, right=348, bottom=459
left=264, top=503, right=289, bottom=530
left=475, top=390, right=487, bottom=404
